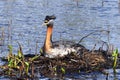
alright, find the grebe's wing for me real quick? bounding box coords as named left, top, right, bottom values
left=52, top=40, right=85, bottom=48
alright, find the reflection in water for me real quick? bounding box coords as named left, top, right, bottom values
left=0, top=0, right=120, bottom=79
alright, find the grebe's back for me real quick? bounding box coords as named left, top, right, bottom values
left=43, top=40, right=85, bottom=58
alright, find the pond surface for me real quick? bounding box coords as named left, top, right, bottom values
left=0, top=0, right=120, bottom=79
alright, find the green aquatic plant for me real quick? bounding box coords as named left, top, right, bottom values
left=7, top=44, right=30, bottom=76
left=61, top=67, right=65, bottom=74
left=24, top=61, right=29, bottom=75
left=8, top=45, right=13, bottom=61
left=112, top=48, right=119, bottom=73
left=30, top=55, right=40, bottom=61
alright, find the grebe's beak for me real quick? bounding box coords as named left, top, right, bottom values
left=42, top=20, right=54, bottom=26
left=42, top=20, right=48, bottom=26
left=42, top=23, right=48, bottom=26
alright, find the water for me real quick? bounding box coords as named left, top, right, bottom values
left=0, top=0, right=120, bottom=79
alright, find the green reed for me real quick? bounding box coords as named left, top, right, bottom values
left=112, top=48, right=118, bottom=73
left=7, top=44, right=30, bottom=76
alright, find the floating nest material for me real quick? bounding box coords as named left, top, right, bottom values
left=0, top=43, right=118, bottom=79
left=32, top=49, right=110, bottom=78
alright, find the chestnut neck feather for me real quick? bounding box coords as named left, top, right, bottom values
left=44, top=25, right=53, bottom=52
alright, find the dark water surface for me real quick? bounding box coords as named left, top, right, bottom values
left=0, top=0, right=120, bottom=79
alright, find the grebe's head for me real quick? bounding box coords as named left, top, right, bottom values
left=43, top=15, right=56, bottom=27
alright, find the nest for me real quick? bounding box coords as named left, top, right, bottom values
left=30, top=49, right=112, bottom=78
left=0, top=45, right=115, bottom=79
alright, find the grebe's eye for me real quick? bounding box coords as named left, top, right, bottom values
left=44, top=20, right=48, bottom=23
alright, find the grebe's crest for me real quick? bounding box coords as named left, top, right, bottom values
left=44, top=15, right=56, bottom=23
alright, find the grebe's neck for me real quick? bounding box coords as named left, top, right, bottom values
left=44, top=25, right=53, bottom=52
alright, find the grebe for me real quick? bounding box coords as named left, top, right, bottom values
left=41, top=15, right=85, bottom=58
